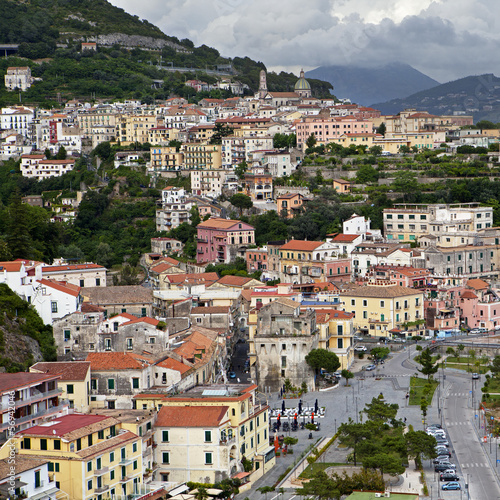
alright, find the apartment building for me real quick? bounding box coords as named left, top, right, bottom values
left=183, top=143, right=222, bottom=170
left=0, top=373, right=69, bottom=443
left=340, top=283, right=425, bottom=337
left=4, top=414, right=143, bottom=500
left=150, top=145, right=184, bottom=170
left=4, top=67, right=33, bottom=91
left=20, top=156, right=76, bottom=180
left=243, top=169, right=273, bottom=200
left=384, top=203, right=494, bottom=244
left=41, top=263, right=107, bottom=288
left=117, top=114, right=158, bottom=144
left=191, top=169, right=226, bottom=198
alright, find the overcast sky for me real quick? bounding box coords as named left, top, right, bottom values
left=108, top=0, right=500, bottom=83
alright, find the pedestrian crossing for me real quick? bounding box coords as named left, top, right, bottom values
left=445, top=421, right=471, bottom=426
left=461, top=463, right=489, bottom=468
left=449, top=392, right=473, bottom=397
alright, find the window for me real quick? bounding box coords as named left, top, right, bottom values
left=88, top=480, right=92, bottom=491
left=110, top=470, right=115, bottom=480
left=363, top=311, right=367, bottom=319
left=64, top=330, right=70, bottom=341
left=88, top=434, right=93, bottom=446
left=53, top=440, right=61, bottom=450
left=362, top=300, right=367, bottom=307
left=110, top=452, right=115, bottom=463
left=108, top=379, right=115, bottom=390
left=162, top=452, right=170, bottom=464
left=67, top=384, right=74, bottom=394
left=380, top=301, right=385, bottom=308
left=132, top=378, right=139, bottom=389
left=351, top=299, right=355, bottom=306
left=205, top=430, right=212, bottom=442
left=51, top=301, right=58, bottom=313
left=77, top=438, right=82, bottom=451
left=205, top=452, right=213, bottom=464
left=40, top=439, right=47, bottom=451
left=87, top=461, right=92, bottom=472
left=133, top=460, right=138, bottom=470
left=98, top=430, right=104, bottom=440
left=126, top=338, right=133, bottom=350
left=386, top=214, right=393, bottom=219
left=133, top=442, right=137, bottom=453
left=91, top=379, right=97, bottom=390
left=162, top=430, right=169, bottom=442
left=80, top=279, right=85, bottom=287
left=398, top=214, right=404, bottom=220
left=96, top=278, right=100, bottom=286
left=337, top=324, right=343, bottom=335
left=96, top=457, right=101, bottom=470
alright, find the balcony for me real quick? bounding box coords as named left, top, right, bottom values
left=1, top=402, right=68, bottom=430
left=94, top=466, right=109, bottom=476
left=95, top=484, right=110, bottom=493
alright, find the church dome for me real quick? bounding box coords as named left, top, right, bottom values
left=295, top=69, right=311, bottom=91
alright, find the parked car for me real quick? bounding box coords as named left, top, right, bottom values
left=435, top=463, right=456, bottom=472
left=354, top=346, right=367, bottom=352
left=426, top=424, right=442, bottom=430
left=440, top=473, right=459, bottom=482
left=435, top=440, right=449, bottom=447
left=393, top=337, right=407, bottom=343
left=434, top=456, right=452, bottom=464
left=472, top=373, right=480, bottom=379
left=365, top=364, right=376, bottom=371
left=435, top=448, right=451, bottom=457
left=442, top=482, right=461, bottom=491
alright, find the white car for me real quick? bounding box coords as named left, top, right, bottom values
left=354, top=346, right=367, bottom=352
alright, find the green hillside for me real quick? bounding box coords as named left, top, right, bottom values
left=0, top=0, right=333, bottom=105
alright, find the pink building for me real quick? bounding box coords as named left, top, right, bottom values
left=296, top=116, right=373, bottom=149
left=460, top=280, right=500, bottom=330
left=246, top=247, right=268, bottom=273
left=197, top=217, right=255, bottom=264
left=425, top=286, right=462, bottom=332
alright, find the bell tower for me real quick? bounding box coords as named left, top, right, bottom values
left=259, top=69, right=268, bottom=99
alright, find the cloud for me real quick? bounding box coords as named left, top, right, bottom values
left=108, top=0, right=500, bottom=82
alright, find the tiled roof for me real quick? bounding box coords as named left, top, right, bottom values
left=277, top=193, right=302, bottom=199
left=0, top=261, right=23, bottom=272
left=240, top=289, right=253, bottom=302
left=461, top=290, right=478, bottom=299
left=333, top=178, right=351, bottom=184
left=467, top=278, right=489, bottom=290
left=315, top=309, right=354, bottom=323
left=76, top=430, right=138, bottom=459
left=197, top=217, right=254, bottom=230
left=340, top=285, right=421, bottom=298
left=155, top=357, right=192, bottom=374
left=332, top=234, right=360, bottom=242
left=30, top=361, right=90, bottom=381
left=42, top=263, right=105, bottom=273
left=0, top=372, right=60, bottom=393
left=167, top=272, right=219, bottom=284
left=86, top=352, right=153, bottom=371
left=155, top=405, right=229, bottom=427
left=279, top=240, right=323, bottom=251
left=18, top=414, right=119, bottom=440
left=37, top=279, right=80, bottom=297
left=216, top=275, right=253, bottom=286
left=150, top=262, right=175, bottom=274
left=0, top=457, right=49, bottom=480
left=121, top=316, right=159, bottom=327
left=83, top=285, right=153, bottom=305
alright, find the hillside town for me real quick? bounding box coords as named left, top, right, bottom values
left=4, top=51, right=500, bottom=500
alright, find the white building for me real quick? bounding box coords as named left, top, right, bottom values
left=191, top=169, right=226, bottom=198
left=4, top=67, right=34, bottom=91
left=0, top=106, right=35, bottom=139
left=20, top=156, right=76, bottom=180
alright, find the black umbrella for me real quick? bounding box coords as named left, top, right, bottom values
left=282, top=400, right=286, bottom=412
left=315, top=399, right=318, bottom=413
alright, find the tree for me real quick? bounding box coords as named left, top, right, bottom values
left=6, top=191, right=33, bottom=259
left=370, top=347, right=390, bottom=361
left=338, top=419, right=367, bottom=466
left=306, top=134, right=317, bottom=150
left=417, top=348, right=438, bottom=379
left=420, top=397, right=429, bottom=425
left=55, top=146, right=67, bottom=160
left=234, top=161, right=248, bottom=179
left=341, top=369, right=354, bottom=386
left=194, top=487, right=208, bottom=500
left=363, top=452, right=405, bottom=476
left=405, top=430, right=437, bottom=466
left=305, top=348, right=340, bottom=374
left=363, top=395, right=399, bottom=423
left=356, top=164, right=379, bottom=184
left=376, top=123, right=386, bottom=137
left=257, top=486, right=275, bottom=500
left=209, top=123, right=234, bottom=144
left=369, top=145, right=383, bottom=156
left=229, top=193, right=253, bottom=217
left=297, top=471, right=339, bottom=500
left=399, top=145, right=411, bottom=154
left=392, top=171, right=418, bottom=202
left=491, top=355, right=500, bottom=378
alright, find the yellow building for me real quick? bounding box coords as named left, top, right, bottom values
left=329, top=133, right=378, bottom=149
left=388, top=132, right=435, bottom=150
left=183, top=143, right=222, bottom=170
left=117, top=114, right=158, bottom=144
left=150, top=145, right=184, bottom=171
left=315, top=310, right=355, bottom=369
left=2, top=413, right=143, bottom=500
left=135, top=384, right=275, bottom=481
left=30, top=361, right=91, bottom=413
left=340, top=284, right=424, bottom=337
left=148, top=126, right=182, bottom=145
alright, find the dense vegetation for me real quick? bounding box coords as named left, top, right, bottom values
left=0, top=283, right=56, bottom=371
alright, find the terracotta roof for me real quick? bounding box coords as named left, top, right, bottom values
left=461, top=290, right=478, bottom=299
left=38, top=159, right=75, bottom=165
left=155, top=405, right=229, bottom=427
left=0, top=372, right=60, bottom=393
left=86, top=352, right=153, bottom=371
left=216, top=275, right=253, bottom=287
left=240, top=289, right=253, bottom=302
left=315, top=309, right=354, bottom=323
left=279, top=240, right=323, bottom=251
left=333, top=178, right=351, bottom=184
left=42, top=263, right=105, bottom=273
left=340, top=285, right=422, bottom=298
left=197, top=217, right=254, bottom=230
left=467, top=278, right=489, bottom=290
left=121, top=316, right=159, bottom=327
left=277, top=193, right=303, bottom=199
left=37, top=279, right=80, bottom=297
left=18, top=414, right=119, bottom=440
left=167, top=272, right=219, bottom=284
left=155, top=357, right=192, bottom=374
left=332, top=234, right=360, bottom=242
left=76, top=430, right=138, bottom=459
left=30, top=361, right=90, bottom=381
left=0, top=261, right=23, bottom=272
left=268, top=92, right=300, bottom=98
left=81, top=303, right=105, bottom=313
left=191, top=306, right=230, bottom=315
left=150, top=262, right=175, bottom=274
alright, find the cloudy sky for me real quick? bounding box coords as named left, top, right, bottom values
left=108, top=0, right=500, bottom=83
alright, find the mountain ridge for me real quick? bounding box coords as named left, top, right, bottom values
left=306, top=62, right=439, bottom=106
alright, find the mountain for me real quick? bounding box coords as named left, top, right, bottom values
left=373, top=74, right=500, bottom=122
left=0, top=0, right=333, bottom=105
left=305, top=62, right=439, bottom=106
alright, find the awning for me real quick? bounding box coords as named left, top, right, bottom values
left=207, top=489, right=224, bottom=496
left=233, top=471, right=251, bottom=480
left=439, top=309, right=452, bottom=313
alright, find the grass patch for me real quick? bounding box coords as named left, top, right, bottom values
left=299, top=463, right=346, bottom=479
left=446, top=356, right=472, bottom=363
left=409, top=376, right=439, bottom=405
left=485, top=378, right=500, bottom=392
left=446, top=363, right=489, bottom=374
